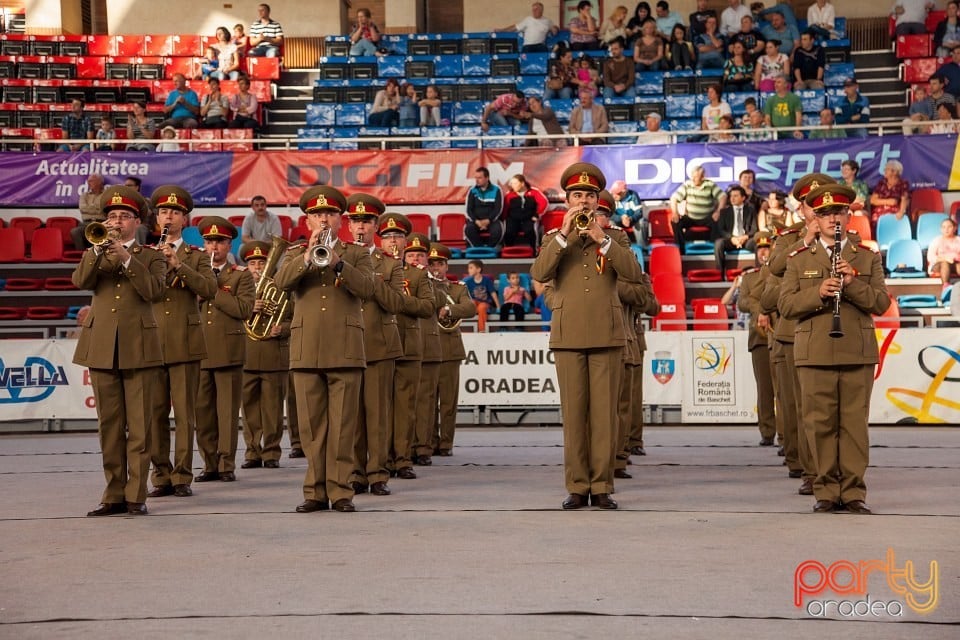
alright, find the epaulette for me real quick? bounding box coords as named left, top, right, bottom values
left=352, top=241, right=367, bottom=247
left=286, top=241, right=305, bottom=251
left=232, top=265, right=247, bottom=271
left=131, top=246, right=142, bottom=253
left=741, top=266, right=760, bottom=274
left=545, top=228, right=560, bottom=235
left=788, top=246, right=809, bottom=258
left=777, top=227, right=799, bottom=237
left=859, top=242, right=879, bottom=254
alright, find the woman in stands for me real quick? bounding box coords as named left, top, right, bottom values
left=368, top=78, right=401, bottom=127
left=929, top=102, right=959, bottom=134
left=228, top=75, right=260, bottom=133
left=200, top=77, right=229, bottom=128
left=806, top=0, right=836, bottom=41
left=213, top=26, right=241, bottom=81
left=868, top=159, right=910, bottom=227
left=625, top=2, right=653, bottom=50
left=633, top=18, right=664, bottom=70
left=927, top=217, right=960, bottom=288
left=701, top=83, right=731, bottom=133
left=758, top=190, right=792, bottom=231
left=722, top=40, right=754, bottom=91
left=754, top=39, right=790, bottom=92
left=419, top=85, right=442, bottom=127
left=501, top=174, right=548, bottom=250
left=934, top=1, right=960, bottom=58
left=545, top=48, right=577, bottom=100
left=568, top=1, right=601, bottom=51
left=126, top=101, right=156, bottom=152
left=840, top=159, right=869, bottom=211
left=695, top=15, right=725, bottom=69
left=666, top=23, right=696, bottom=70
left=601, top=5, right=630, bottom=45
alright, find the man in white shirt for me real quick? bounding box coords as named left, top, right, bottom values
left=241, top=195, right=283, bottom=244
left=500, top=2, right=558, bottom=53
left=892, top=0, right=934, bottom=36
left=637, top=112, right=672, bottom=145
left=721, top=0, right=752, bottom=36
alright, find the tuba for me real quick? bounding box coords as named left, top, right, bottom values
left=244, top=235, right=292, bottom=340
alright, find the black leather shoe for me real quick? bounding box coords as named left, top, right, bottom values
left=126, top=502, right=148, bottom=515
left=352, top=481, right=369, bottom=494
left=788, top=469, right=803, bottom=478
left=414, top=454, right=432, bottom=466
left=759, top=437, right=775, bottom=446
left=777, top=446, right=785, bottom=456
left=195, top=471, right=219, bottom=482
left=219, top=471, right=236, bottom=482
left=591, top=493, right=618, bottom=509
left=173, top=484, right=193, bottom=497
left=813, top=500, right=838, bottom=513
left=630, top=446, right=646, bottom=456
left=396, top=467, right=417, bottom=479
left=87, top=502, right=127, bottom=517
left=370, top=481, right=391, bottom=496
left=263, top=460, right=279, bottom=469
left=332, top=498, right=356, bottom=512
left=295, top=499, right=328, bottom=513
left=561, top=493, right=588, bottom=510
left=241, top=459, right=262, bottom=469
left=148, top=485, right=174, bottom=498
left=798, top=479, right=814, bottom=495
left=844, top=500, right=872, bottom=515
left=614, top=469, right=632, bottom=479
left=289, top=448, right=305, bottom=458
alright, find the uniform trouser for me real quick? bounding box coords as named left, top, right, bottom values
left=414, top=361, right=441, bottom=457
left=750, top=346, right=776, bottom=441
left=786, top=343, right=816, bottom=481
left=773, top=341, right=802, bottom=474
left=796, top=365, right=873, bottom=504
left=292, top=367, right=362, bottom=503
left=434, top=359, right=461, bottom=451
left=391, top=359, right=421, bottom=470
left=628, top=355, right=645, bottom=449
left=91, top=367, right=158, bottom=504
left=352, top=358, right=395, bottom=486
left=196, top=366, right=242, bottom=474
left=241, top=369, right=287, bottom=463
left=286, top=372, right=300, bottom=449
left=769, top=349, right=782, bottom=443
left=615, top=363, right=636, bottom=471
left=150, top=361, right=200, bottom=487
left=554, top=347, right=623, bottom=496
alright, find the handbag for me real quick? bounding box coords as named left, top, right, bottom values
left=547, top=76, right=564, bottom=91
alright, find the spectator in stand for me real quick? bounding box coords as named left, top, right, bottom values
left=545, top=47, right=578, bottom=100
left=891, top=0, right=934, bottom=37
left=929, top=101, right=959, bottom=133
left=739, top=168, right=764, bottom=212
left=833, top=78, right=870, bottom=138
left=793, top=30, right=825, bottom=89
left=157, top=126, right=181, bottom=152
left=465, top=167, right=504, bottom=247
left=810, top=107, right=847, bottom=139
left=499, top=2, right=558, bottom=53
left=463, top=260, right=500, bottom=332
left=70, top=173, right=105, bottom=250
left=481, top=90, right=528, bottom=131
left=58, top=98, right=94, bottom=152
left=927, top=218, right=960, bottom=288
left=95, top=116, right=116, bottom=150
left=740, top=108, right=775, bottom=141
left=575, top=54, right=601, bottom=96
left=721, top=0, right=752, bottom=37
left=695, top=15, right=726, bottom=69
left=502, top=174, right=548, bottom=250
left=754, top=39, right=789, bottom=91
left=840, top=159, right=870, bottom=211
left=758, top=189, right=793, bottom=231
left=753, top=2, right=799, bottom=32
left=229, top=75, right=260, bottom=133
left=625, top=2, right=653, bottom=49
left=368, top=78, right=400, bottom=127
left=499, top=272, right=532, bottom=327
left=609, top=179, right=644, bottom=244
left=232, top=24, right=248, bottom=52
left=729, top=14, right=765, bottom=59
left=934, top=2, right=960, bottom=57
left=666, top=24, right=696, bottom=70
left=633, top=18, right=665, bottom=70
left=248, top=3, right=283, bottom=57
left=199, top=46, right=219, bottom=80
left=523, top=95, right=566, bottom=146
left=637, top=111, right=672, bottom=144
left=711, top=114, right=738, bottom=141
left=934, top=45, right=960, bottom=98
left=689, top=0, right=717, bottom=38
left=713, top=185, right=758, bottom=272
left=603, top=38, right=636, bottom=98
left=807, top=0, right=837, bottom=41
left=419, top=85, right=442, bottom=127
left=126, top=101, right=156, bottom=151
left=162, top=73, right=200, bottom=129
left=601, top=5, right=630, bottom=45
left=398, top=83, right=419, bottom=128
left=903, top=85, right=934, bottom=134
left=760, top=10, right=799, bottom=56
left=569, top=1, right=600, bottom=51
left=349, top=8, right=381, bottom=56
left=669, top=164, right=726, bottom=252
left=723, top=41, right=755, bottom=91
left=213, top=26, right=241, bottom=80
left=654, top=1, right=684, bottom=40
left=241, top=195, right=282, bottom=244
left=568, top=88, right=609, bottom=144
left=200, top=77, right=229, bottom=128
left=869, top=160, right=910, bottom=227
left=740, top=96, right=759, bottom=126
left=763, top=75, right=803, bottom=139
left=702, top=83, right=732, bottom=132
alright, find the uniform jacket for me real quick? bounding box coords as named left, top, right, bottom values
left=611, top=227, right=653, bottom=366
left=626, top=271, right=659, bottom=356
left=201, top=265, right=256, bottom=369
left=761, top=229, right=804, bottom=343
left=779, top=240, right=889, bottom=366
left=72, top=243, right=165, bottom=370
left=436, top=280, right=476, bottom=362
left=154, top=242, right=218, bottom=364
left=275, top=240, right=374, bottom=370
left=531, top=227, right=643, bottom=350
left=737, top=266, right=769, bottom=351
left=362, top=247, right=404, bottom=363
left=244, top=297, right=292, bottom=372
left=396, top=264, right=437, bottom=361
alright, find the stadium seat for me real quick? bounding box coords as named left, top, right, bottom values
left=950, top=200, right=960, bottom=222
left=26, top=306, right=67, bottom=320
left=4, top=277, right=44, bottom=291
left=9, top=216, right=42, bottom=246
left=181, top=226, right=203, bottom=247
left=875, top=214, right=911, bottom=252
left=916, top=212, right=949, bottom=250
left=874, top=296, right=900, bottom=329
left=0, top=227, right=26, bottom=262
left=44, top=277, right=78, bottom=290
left=692, top=298, right=730, bottom=330
left=847, top=214, right=872, bottom=241
left=910, top=188, right=944, bottom=219
left=647, top=208, right=674, bottom=242
left=652, top=272, right=685, bottom=303
left=500, top=245, right=534, bottom=258
left=649, top=244, right=682, bottom=275
left=540, top=209, right=565, bottom=234
left=26, top=227, right=64, bottom=262
left=652, top=301, right=687, bottom=331
left=275, top=215, right=293, bottom=240
left=896, top=294, right=939, bottom=308
left=407, top=213, right=434, bottom=239
left=44, top=216, right=79, bottom=247
left=684, top=240, right=713, bottom=255
left=0, top=307, right=26, bottom=320
left=437, top=212, right=467, bottom=249
left=686, top=268, right=722, bottom=282
left=886, top=239, right=926, bottom=278
left=464, top=246, right=498, bottom=259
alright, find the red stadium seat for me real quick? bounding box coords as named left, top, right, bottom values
left=44, top=216, right=79, bottom=246
left=902, top=57, right=939, bottom=83
left=4, top=277, right=44, bottom=291
left=169, top=35, right=203, bottom=57
left=63, top=249, right=84, bottom=263
left=0, top=307, right=27, bottom=320
left=276, top=215, right=293, bottom=240
left=647, top=208, right=673, bottom=241
left=222, top=128, right=254, bottom=151
left=0, top=227, right=26, bottom=262
left=228, top=215, right=246, bottom=228
left=847, top=214, right=872, bottom=241
left=926, top=10, right=946, bottom=33
left=9, top=216, right=42, bottom=246
left=896, top=34, right=931, bottom=59
left=909, top=187, right=944, bottom=219
left=648, top=244, right=682, bottom=275
left=726, top=268, right=743, bottom=282
left=44, top=277, right=78, bottom=290
left=500, top=245, right=534, bottom=258
left=951, top=201, right=960, bottom=222
left=692, top=298, right=731, bottom=330
left=685, top=268, right=722, bottom=282
left=652, top=272, right=686, bottom=303
left=407, top=213, right=434, bottom=238
left=653, top=301, right=687, bottom=331
left=246, top=56, right=280, bottom=79
left=874, top=294, right=900, bottom=329
left=540, top=208, right=565, bottom=233
left=188, top=128, right=221, bottom=151
left=142, top=35, right=173, bottom=57
left=26, top=228, right=64, bottom=262
left=437, top=212, right=467, bottom=249
left=114, top=34, right=145, bottom=57
left=26, top=306, right=67, bottom=320
left=86, top=35, right=116, bottom=56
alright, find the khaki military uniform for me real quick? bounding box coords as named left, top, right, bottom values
left=434, top=280, right=476, bottom=453
left=242, top=299, right=292, bottom=465
left=628, top=274, right=659, bottom=452
left=414, top=284, right=444, bottom=460
left=738, top=265, right=776, bottom=442
left=197, top=265, right=255, bottom=475
left=617, top=270, right=659, bottom=466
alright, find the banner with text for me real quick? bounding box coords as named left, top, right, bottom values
left=0, top=339, right=96, bottom=420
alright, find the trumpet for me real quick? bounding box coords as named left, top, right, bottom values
left=84, top=221, right=119, bottom=246
left=573, top=208, right=594, bottom=231
left=308, top=226, right=335, bottom=268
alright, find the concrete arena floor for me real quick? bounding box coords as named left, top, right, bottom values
left=0, top=426, right=958, bottom=639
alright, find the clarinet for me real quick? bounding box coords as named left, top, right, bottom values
left=829, top=222, right=843, bottom=338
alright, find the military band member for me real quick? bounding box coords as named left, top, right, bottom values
left=737, top=231, right=776, bottom=447
left=378, top=220, right=436, bottom=480
left=275, top=186, right=374, bottom=513
left=411, top=235, right=443, bottom=466
left=240, top=240, right=291, bottom=470
left=779, top=184, right=889, bottom=514
left=345, top=194, right=404, bottom=496
left=530, top=163, right=644, bottom=510
left=74, top=186, right=165, bottom=516
left=626, top=273, right=659, bottom=458
left=147, top=186, right=218, bottom=499
left=196, top=217, right=256, bottom=483
left=286, top=377, right=303, bottom=458
left=428, top=243, right=476, bottom=456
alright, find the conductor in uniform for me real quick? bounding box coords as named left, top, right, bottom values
left=73, top=186, right=165, bottom=516
left=530, top=163, right=643, bottom=510
left=779, top=184, right=889, bottom=514
left=275, top=186, right=374, bottom=513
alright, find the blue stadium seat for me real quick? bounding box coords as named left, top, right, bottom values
left=66, top=305, right=83, bottom=319
left=724, top=91, right=759, bottom=115
left=381, top=34, right=408, bottom=55
left=330, top=127, right=360, bottom=150
left=544, top=98, right=574, bottom=122
left=453, top=101, right=484, bottom=124
left=876, top=214, right=912, bottom=252
left=897, top=294, right=938, bottom=308
left=181, top=226, right=203, bottom=247
left=797, top=89, right=826, bottom=113
left=516, top=75, right=545, bottom=98
left=435, top=54, right=463, bottom=76
left=665, top=94, right=697, bottom=118
left=305, top=104, right=336, bottom=126
left=636, top=71, right=666, bottom=95
left=825, top=88, right=845, bottom=110
left=377, top=56, right=405, bottom=77
left=684, top=240, right=714, bottom=255
left=609, top=121, right=638, bottom=143
left=916, top=212, right=949, bottom=250
left=297, top=128, right=330, bottom=150
left=824, top=62, right=855, bottom=87
left=482, top=125, right=514, bottom=148
left=462, top=54, right=491, bottom=76
left=420, top=127, right=452, bottom=149
left=335, top=104, right=367, bottom=126
left=519, top=52, right=549, bottom=75
left=886, top=239, right=926, bottom=278
left=451, top=125, right=482, bottom=147
left=464, top=246, right=498, bottom=259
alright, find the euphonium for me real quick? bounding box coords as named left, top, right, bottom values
left=574, top=208, right=594, bottom=231
left=84, top=221, right=118, bottom=246
left=308, top=226, right=335, bottom=267
left=429, top=271, right=461, bottom=331
left=244, top=235, right=292, bottom=340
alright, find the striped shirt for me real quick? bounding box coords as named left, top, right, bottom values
left=672, top=180, right=723, bottom=220
left=249, top=18, right=283, bottom=41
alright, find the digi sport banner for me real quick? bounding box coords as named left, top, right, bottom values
left=0, top=135, right=957, bottom=207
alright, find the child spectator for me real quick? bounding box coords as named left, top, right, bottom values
left=576, top=55, right=601, bottom=97
left=398, top=83, right=419, bottom=128
left=95, top=116, right=116, bottom=150
left=711, top=114, right=738, bottom=141
left=349, top=8, right=382, bottom=57
left=666, top=24, right=696, bottom=70
left=233, top=24, right=249, bottom=51
left=419, top=85, right=442, bottom=126
left=463, top=260, right=499, bottom=332
left=740, top=96, right=759, bottom=127
left=499, top=272, right=532, bottom=328
left=927, top=217, right=960, bottom=288
left=199, top=46, right=219, bottom=80
left=157, top=125, right=180, bottom=152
